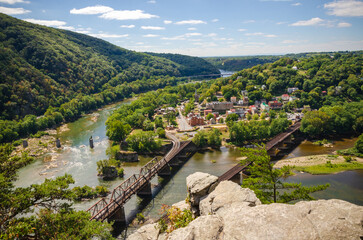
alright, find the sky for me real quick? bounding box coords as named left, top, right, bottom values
left=0, top=0, right=362, bottom=57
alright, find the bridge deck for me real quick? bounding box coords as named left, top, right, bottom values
left=219, top=121, right=301, bottom=182
left=88, top=134, right=192, bottom=221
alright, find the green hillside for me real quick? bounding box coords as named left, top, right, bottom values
left=0, top=13, right=218, bottom=120
left=204, top=56, right=281, bottom=71
left=146, top=52, right=220, bottom=76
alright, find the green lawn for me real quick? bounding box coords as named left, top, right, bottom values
left=292, top=161, right=363, bottom=175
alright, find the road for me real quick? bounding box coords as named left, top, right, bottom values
left=177, top=108, right=193, bottom=131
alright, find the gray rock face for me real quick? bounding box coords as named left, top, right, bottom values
left=127, top=223, right=159, bottom=240
left=167, top=215, right=224, bottom=240
left=128, top=172, right=363, bottom=240
left=199, top=180, right=261, bottom=216
left=186, top=172, right=218, bottom=207
left=220, top=199, right=363, bottom=240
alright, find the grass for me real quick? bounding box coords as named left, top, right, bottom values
left=292, top=161, right=363, bottom=175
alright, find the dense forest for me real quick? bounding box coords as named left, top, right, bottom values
left=146, top=52, right=220, bottom=76
left=0, top=13, right=218, bottom=120
left=204, top=55, right=281, bottom=71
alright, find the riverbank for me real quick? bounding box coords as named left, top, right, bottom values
left=274, top=154, right=363, bottom=174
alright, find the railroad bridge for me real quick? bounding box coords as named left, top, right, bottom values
left=218, top=121, right=301, bottom=182
left=87, top=133, right=197, bottom=223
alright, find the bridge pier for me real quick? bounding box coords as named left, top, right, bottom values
left=229, top=172, right=242, bottom=185
left=109, top=206, right=126, bottom=225
left=158, top=164, right=171, bottom=177
left=137, top=181, right=152, bottom=198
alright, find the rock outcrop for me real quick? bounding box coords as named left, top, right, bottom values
left=128, top=173, right=363, bottom=240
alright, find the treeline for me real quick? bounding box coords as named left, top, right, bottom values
left=146, top=52, right=220, bottom=76
left=200, top=52, right=363, bottom=109
left=0, top=13, right=218, bottom=120
left=229, top=117, right=290, bottom=145
left=204, top=56, right=281, bottom=71
left=0, top=76, right=186, bottom=143
left=301, top=101, right=363, bottom=138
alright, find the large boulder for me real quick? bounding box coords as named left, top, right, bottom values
left=172, top=200, right=191, bottom=212
left=167, top=215, right=224, bottom=240
left=200, top=180, right=261, bottom=216
left=186, top=172, right=218, bottom=208
left=127, top=223, right=159, bottom=240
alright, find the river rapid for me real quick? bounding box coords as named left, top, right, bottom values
left=14, top=98, right=363, bottom=227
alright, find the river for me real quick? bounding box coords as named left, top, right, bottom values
left=14, top=98, right=363, bottom=232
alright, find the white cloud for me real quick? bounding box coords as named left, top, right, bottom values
left=143, top=34, right=159, bottom=37
left=161, top=35, right=185, bottom=40
left=245, top=32, right=264, bottom=36
left=242, top=20, right=255, bottom=24
left=175, top=20, right=207, bottom=25
left=58, top=26, right=75, bottom=31
left=219, top=27, right=225, bottom=30
left=207, top=33, right=217, bottom=37
left=324, top=0, right=363, bottom=17
left=282, top=39, right=299, bottom=44
left=276, top=21, right=287, bottom=25
left=70, top=5, right=113, bottom=15
left=91, top=33, right=129, bottom=38
left=23, top=18, right=66, bottom=26
left=245, top=32, right=277, bottom=37
left=0, top=6, right=30, bottom=14
left=188, top=27, right=197, bottom=30
left=238, top=28, right=247, bottom=32
left=0, top=0, right=30, bottom=4
left=164, top=20, right=172, bottom=24
left=185, top=32, right=202, bottom=37
left=337, top=22, right=352, bottom=27
left=100, top=10, right=159, bottom=20
left=120, top=24, right=135, bottom=28
left=211, top=18, right=219, bottom=22
left=147, top=0, right=156, bottom=3
left=290, top=17, right=324, bottom=26
left=141, top=26, right=165, bottom=30
left=292, top=2, right=301, bottom=6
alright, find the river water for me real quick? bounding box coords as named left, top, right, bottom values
left=14, top=98, right=363, bottom=227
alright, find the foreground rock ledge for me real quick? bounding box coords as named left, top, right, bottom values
left=128, top=172, right=363, bottom=240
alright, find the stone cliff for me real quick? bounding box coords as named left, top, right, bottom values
left=128, top=172, right=363, bottom=240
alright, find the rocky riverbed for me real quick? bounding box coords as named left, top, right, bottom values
left=274, top=154, right=363, bottom=168
left=128, top=172, right=363, bottom=240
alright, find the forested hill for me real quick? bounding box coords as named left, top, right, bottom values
left=145, top=52, right=220, bottom=76
left=0, top=13, right=218, bottom=120
left=204, top=56, right=281, bottom=71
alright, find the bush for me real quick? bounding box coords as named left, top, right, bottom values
left=117, top=168, right=124, bottom=177
left=95, top=186, right=109, bottom=196
left=344, top=156, right=352, bottom=162
left=156, top=127, right=166, bottom=138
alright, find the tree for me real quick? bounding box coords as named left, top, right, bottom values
left=226, top=113, right=239, bottom=122
left=206, top=113, right=215, bottom=120
left=154, top=116, right=164, bottom=129
left=240, top=146, right=329, bottom=203
left=355, top=133, right=363, bottom=153
left=301, top=110, right=330, bottom=138
left=106, top=120, right=131, bottom=142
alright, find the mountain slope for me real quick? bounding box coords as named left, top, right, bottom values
left=0, top=13, right=218, bottom=119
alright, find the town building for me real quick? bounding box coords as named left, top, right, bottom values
left=260, top=102, right=270, bottom=112
left=249, top=105, right=258, bottom=115
left=241, top=90, right=248, bottom=96
left=287, top=87, right=299, bottom=94
left=281, top=94, right=290, bottom=101
left=206, top=102, right=233, bottom=111
left=268, top=101, right=283, bottom=109
left=204, top=109, right=213, bottom=116
left=187, top=113, right=204, bottom=126
left=230, top=96, right=237, bottom=103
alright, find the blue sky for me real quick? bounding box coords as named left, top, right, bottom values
left=0, top=0, right=362, bottom=56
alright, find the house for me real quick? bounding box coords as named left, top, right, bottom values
left=212, top=112, right=219, bottom=118
left=206, top=102, right=233, bottom=111
left=209, top=118, right=216, bottom=124
left=249, top=105, right=258, bottom=115
left=292, top=66, right=298, bottom=70
left=303, top=105, right=311, bottom=111
left=289, top=96, right=298, bottom=102
left=216, top=116, right=224, bottom=123
left=287, top=87, right=299, bottom=94
left=260, top=102, right=270, bottom=112
left=238, top=96, right=249, bottom=106
left=204, top=109, right=213, bottom=116
left=241, top=90, right=248, bottom=96
left=268, top=101, right=283, bottom=109
left=230, top=96, right=237, bottom=103
left=254, top=100, right=260, bottom=106
left=187, top=113, right=204, bottom=126
left=235, top=108, right=245, bottom=118
left=281, top=94, right=290, bottom=101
